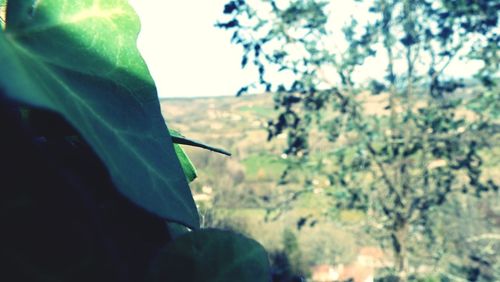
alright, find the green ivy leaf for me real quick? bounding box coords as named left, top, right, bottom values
left=174, top=144, right=197, bottom=182
left=169, top=129, right=197, bottom=182
left=0, top=0, right=199, bottom=228
left=147, top=229, right=271, bottom=282
left=170, top=128, right=232, bottom=182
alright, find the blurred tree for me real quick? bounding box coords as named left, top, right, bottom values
left=275, top=228, right=307, bottom=281
left=218, top=0, right=499, bottom=280
left=429, top=192, right=500, bottom=281
left=282, top=228, right=305, bottom=276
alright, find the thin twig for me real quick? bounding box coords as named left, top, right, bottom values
left=171, top=136, right=231, bottom=156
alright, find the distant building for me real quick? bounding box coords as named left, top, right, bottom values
left=311, top=264, right=339, bottom=282
left=311, top=247, right=392, bottom=282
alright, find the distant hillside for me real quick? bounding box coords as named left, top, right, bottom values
left=161, top=94, right=288, bottom=184
left=161, top=95, right=284, bottom=197
left=159, top=93, right=499, bottom=278
left=159, top=94, right=367, bottom=263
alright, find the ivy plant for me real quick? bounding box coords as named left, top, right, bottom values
left=0, top=0, right=270, bottom=281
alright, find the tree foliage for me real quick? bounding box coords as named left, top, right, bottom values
left=218, top=0, right=499, bottom=279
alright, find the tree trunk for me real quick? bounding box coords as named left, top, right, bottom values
left=392, top=221, right=409, bottom=282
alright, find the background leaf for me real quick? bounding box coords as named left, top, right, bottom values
left=169, top=129, right=198, bottom=182
left=0, top=0, right=198, bottom=228
left=147, top=229, right=271, bottom=282
left=174, top=143, right=198, bottom=182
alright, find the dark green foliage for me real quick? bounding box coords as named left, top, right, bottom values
left=282, top=228, right=306, bottom=277
left=147, top=229, right=271, bottom=282
left=0, top=1, right=271, bottom=281
left=269, top=251, right=294, bottom=282
left=269, top=251, right=304, bottom=282
left=0, top=0, right=198, bottom=227
left=0, top=98, right=171, bottom=282
left=266, top=229, right=307, bottom=282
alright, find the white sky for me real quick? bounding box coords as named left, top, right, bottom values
left=128, top=1, right=483, bottom=98
left=128, top=0, right=253, bottom=98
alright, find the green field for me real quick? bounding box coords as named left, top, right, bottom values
left=241, top=153, right=287, bottom=180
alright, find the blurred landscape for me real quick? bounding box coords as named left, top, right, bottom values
left=1, top=0, right=497, bottom=281
left=162, top=93, right=500, bottom=281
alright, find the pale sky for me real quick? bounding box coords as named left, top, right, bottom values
left=128, top=1, right=483, bottom=98
left=129, top=0, right=253, bottom=98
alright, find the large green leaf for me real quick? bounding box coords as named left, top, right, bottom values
left=0, top=0, right=5, bottom=29
left=0, top=0, right=198, bottom=228
left=147, top=229, right=271, bottom=282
